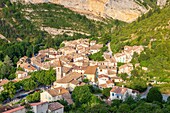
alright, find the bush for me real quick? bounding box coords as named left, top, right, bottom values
left=147, top=87, right=163, bottom=103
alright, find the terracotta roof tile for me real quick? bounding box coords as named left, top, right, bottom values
left=0, top=79, right=9, bottom=86
left=110, top=86, right=127, bottom=95
left=48, top=102, right=64, bottom=111
left=98, top=74, right=109, bottom=79
left=2, top=106, right=25, bottom=113
left=84, top=66, right=97, bottom=75
left=47, top=87, right=69, bottom=97
left=57, top=72, right=82, bottom=83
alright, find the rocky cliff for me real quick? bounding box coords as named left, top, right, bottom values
left=12, top=0, right=149, bottom=22
left=157, top=0, right=167, bottom=8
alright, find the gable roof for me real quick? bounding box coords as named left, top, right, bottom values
left=84, top=66, right=97, bottom=75
left=48, top=102, right=64, bottom=111
left=57, top=72, right=82, bottom=83
left=110, top=86, right=127, bottom=95
left=47, top=87, right=69, bottom=97
left=0, top=79, right=9, bottom=87
left=2, top=106, right=25, bottom=113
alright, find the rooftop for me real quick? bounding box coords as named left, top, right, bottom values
left=84, top=66, right=97, bottom=75
left=0, top=79, right=9, bottom=87
left=110, top=86, right=127, bottom=95
left=57, top=72, right=82, bottom=83
left=48, top=102, right=64, bottom=111
left=47, top=87, right=69, bottom=97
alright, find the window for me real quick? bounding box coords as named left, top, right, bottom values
left=112, top=93, right=114, bottom=96
left=117, top=95, right=119, bottom=98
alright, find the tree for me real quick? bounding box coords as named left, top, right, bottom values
left=129, top=78, right=147, bottom=92
left=57, top=99, right=71, bottom=112
left=3, top=55, right=13, bottom=66
left=3, top=82, right=16, bottom=98
left=111, top=99, right=122, bottom=108
left=167, top=96, right=170, bottom=104
left=31, top=69, right=55, bottom=86
left=23, top=79, right=38, bottom=91
left=124, top=96, right=136, bottom=105
left=26, top=92, right=40, bottom=103
left=0, top=91, right=8, bottom=103
left=102, top=88, right=112, bottom=98
left=118, top=73, right=128, bottom=81
left=72, top=85, right=92, bottom=106
left=0, top=55, right=15, bottom=79
left=117, top=104, right=130, bottom=113
left=85, top=104, right=110, bottom=113
left=147, top=87, right=163, bottom=103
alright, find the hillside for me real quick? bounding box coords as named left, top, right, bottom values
left=0, top=1, right=122, bottom=65
left=110, top=4, right=170, bottom=93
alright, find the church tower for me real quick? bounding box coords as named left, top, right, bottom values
left=56, top=59, right=63, bottom=80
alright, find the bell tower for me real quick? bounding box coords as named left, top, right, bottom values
left=56, top=59, right=63, bottom=80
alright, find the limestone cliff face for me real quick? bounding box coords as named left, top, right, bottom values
left=12, top=0, right=148, bottom=22
left=49, top=0, right=147, bottom=22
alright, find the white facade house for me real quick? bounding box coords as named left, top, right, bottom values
left=110, top=86, right=128, bottom=101
left=110, top=86, right=139, bottom=101
left=30, top=102, right=48, bottom=113
left=119, top=63, right=133, bottom=75
left=16, top=71, right=28, bottom=79
left=114, top=53, right=126, bottom=63
left=98, top=74, right=110, bottom=85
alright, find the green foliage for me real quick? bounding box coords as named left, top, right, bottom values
left=124, top=96, right=136, bottom=105
left=102, top=88, right=112, bottom=98
left=128, top=78, right=147, bottom=92
left=3, top=81, right=16, bottom=98
left=111, top=99, right=123, bottom=108
left=0, top=91, right=8, bottom=103
left=31, top=69, right=55, bottom=85
left=167, top=96, right=170, bottom=104
left=89, top=51, right=104, bottom=61
left=72, top=85, right=92, bottom=106
left=88, top=85, right=102, bottom=94
left=26, top=92, right=40, bottom=103
left=85, top=104, right=111, bottom=113
left=57, top=99, right=72, bottom=112
left=117, top=103, right=131, bottom=113
left=59, top=43, right=65, bottom=48
left=82, top=78, right=89, bottom=83
left=0, top=55, right=15, bottom=79
left=118, top=73, right=128, bottom=81
left=23, top=79, right=38, bottom=91
left=147, top=87, right=163, bottom=103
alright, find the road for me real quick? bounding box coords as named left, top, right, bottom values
left=107, top=42, right=113, bottom=55
left=140, top=86, right=170, bottom=101
left=3, top=86, right=47, bottom=105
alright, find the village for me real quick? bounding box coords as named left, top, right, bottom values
left=0, top=38, right=147, bottom=113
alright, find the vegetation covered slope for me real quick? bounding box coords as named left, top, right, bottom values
left=110, top=4, right=170, bottom=93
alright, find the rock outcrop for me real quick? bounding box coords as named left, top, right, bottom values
left=12, top=0, right=148, bottom=22
left=157, top=0, right=167, bottom=8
